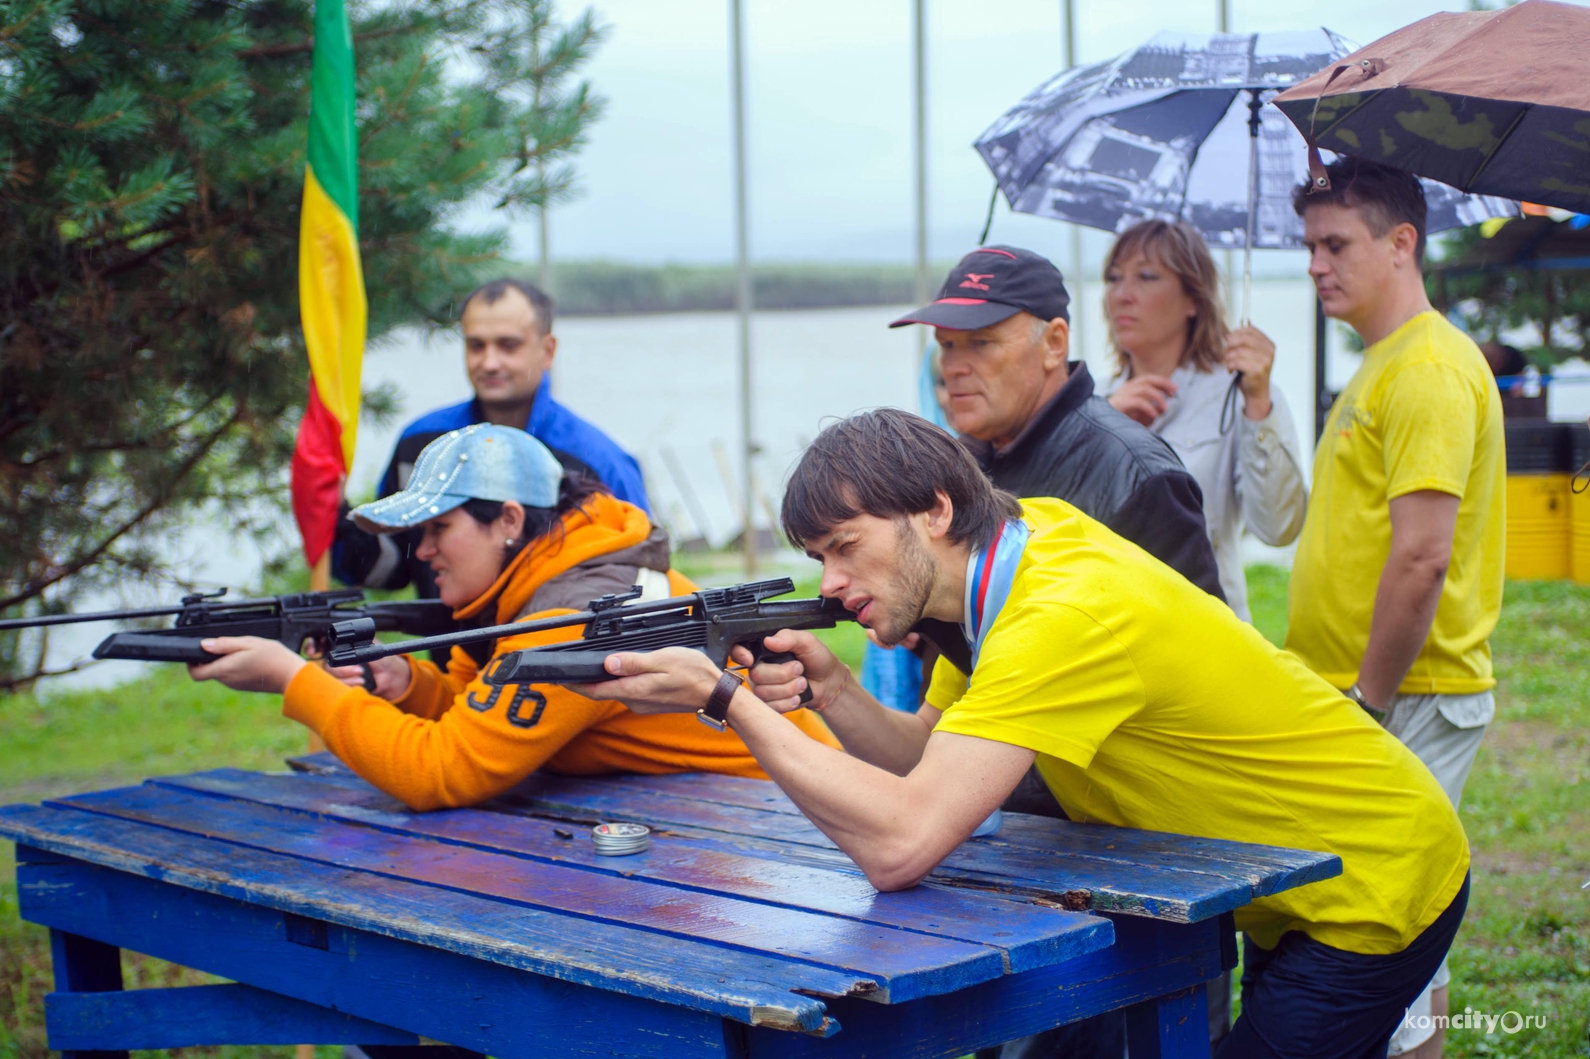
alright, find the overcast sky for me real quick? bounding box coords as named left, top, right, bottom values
left=469, top=0, right=1573, bottom=267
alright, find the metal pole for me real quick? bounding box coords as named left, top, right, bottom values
left=1314, top=296, right=1329, bottom=441
left=729, top=0, right=756, bottom=575
left=1218, top=0, right=1236, bottom=320
left=912, top=0, right=929, bottom=356
left=1242, top=89, right=1261, bottom=325
left=538, top=196, right=551, bottom=292
left=1064, top=0, right=1083, bottom=362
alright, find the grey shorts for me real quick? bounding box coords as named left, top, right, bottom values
left=1383, top=690, right=1493, bottom=809
left=1383, top=690, right=1491, bottom=1055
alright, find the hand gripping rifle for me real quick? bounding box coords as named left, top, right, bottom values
left=0, top=589, right=458, bottom=667
left=325, top=577, right=854, bottom=702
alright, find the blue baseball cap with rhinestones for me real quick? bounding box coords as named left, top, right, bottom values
left=350, top=424, right=564, bottom=533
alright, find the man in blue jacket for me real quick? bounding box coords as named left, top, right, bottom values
left=332, top=278, right=648, bottom=596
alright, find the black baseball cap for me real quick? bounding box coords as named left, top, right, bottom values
left=889, top=245, right=1071, bottom=330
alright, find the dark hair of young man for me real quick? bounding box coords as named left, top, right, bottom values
left=1291, top=157, right=1429, bottom=264
left=460, top=278, right=556, bottom=335
left=782, top=408, right=1022, bottom=550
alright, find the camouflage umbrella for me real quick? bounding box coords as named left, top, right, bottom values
left=1272, top=0, right=1590, bottom=213
left=977, top=30, right=1513, bottom=319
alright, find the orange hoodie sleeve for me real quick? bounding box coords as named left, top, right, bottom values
left=283, top=621, right=622, bottom=811
left=387, top=655, right=457, bottom=721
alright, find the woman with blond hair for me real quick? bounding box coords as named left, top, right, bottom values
left=1103, top=219, right=1307, bottom=621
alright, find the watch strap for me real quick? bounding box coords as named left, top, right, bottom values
left=697, top=669, right=743, bottom=731
left=1345, top=683, right=1389, bottom=724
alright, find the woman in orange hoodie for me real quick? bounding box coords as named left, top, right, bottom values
left=190, top=423, right=837, bottom=810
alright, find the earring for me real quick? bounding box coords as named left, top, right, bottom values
left=504, top=538, right=516, bottom=547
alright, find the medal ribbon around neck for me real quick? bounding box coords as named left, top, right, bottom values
left=963, top=518, right=1031, bottom=669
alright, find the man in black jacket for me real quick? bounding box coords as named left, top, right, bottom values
left=890, top=246, right=1229, bottom=1059
left=890, top=244, right=1223, bottom=600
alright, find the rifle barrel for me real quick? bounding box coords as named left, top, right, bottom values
left=328, top=593, right=703, bottom=665
left=0, top=605, right=189, bottom=631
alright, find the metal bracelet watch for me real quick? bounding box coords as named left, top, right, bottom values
left=697, top=669, right=744, bottom=731
left=1344, top=683, right=1389, bottom=724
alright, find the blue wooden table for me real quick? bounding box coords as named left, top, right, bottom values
left=0, top=755, right=1339, bottom=1059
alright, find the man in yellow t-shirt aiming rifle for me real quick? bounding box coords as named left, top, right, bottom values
left=1287, top=158, right=1506, bottom=1059
left=585, top=408, right=1470, bottom=1059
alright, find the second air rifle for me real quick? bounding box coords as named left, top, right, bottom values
left=0, top=589, right=458, bottom=666
left=325, top=577, right=854, bottom=702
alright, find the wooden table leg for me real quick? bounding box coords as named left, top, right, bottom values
left=1125, top=986, right=1210, bottom=1059
left=49, top=930, right=128, bottom=1059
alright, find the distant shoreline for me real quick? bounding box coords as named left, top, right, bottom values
left=516, top=258, right=1319, bottom=317
left=532, top=260, right=949, bottom=316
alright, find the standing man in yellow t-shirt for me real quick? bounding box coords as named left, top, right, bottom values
left=588, top=408, right=1470, bottom=1059
left=1286, top=158, right=1505, bottom=1059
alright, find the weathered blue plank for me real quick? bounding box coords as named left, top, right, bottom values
left=492, top=778, right=1257, bottom=921
left=1125, top=986, right=1210, bottom=1059
left=512, top=772, right=1339, bottom=903
left=17, top=851, right=736, bottom=1059
left=741, top=915, right=1224, bottom=1059
left=50, top=785, right=1005, bottom=1002
left=46, top=984, right=420, bottom=1050
left=158, top=770, right=1113, bottom=975
left=2, top=822, right=851, bottom=1033
left=175, top=767, right=1247, bottom=921
left=556, top=770, right=803, bottom=814
left=225, top=765, right=1259, bottom=922
left=288, top=758, right=1339, bottom=902
left=987, top=816, right=1340, bottom=900
left=49, top=930, right=126, bottom=1059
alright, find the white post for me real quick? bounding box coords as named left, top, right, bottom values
left=538, top=196, right=551, bottom=292
left=1218, top=0, right=1238, bottom=321
left=729, top=0, right=756, bottom=575
left=912, top=0, right=929, bottom=356
left=1064, top=0, right=1084, bottom=364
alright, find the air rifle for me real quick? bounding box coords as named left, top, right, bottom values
left=325, top=577, right=854, bottom=701
left=0, top=589, right=458, bottom=666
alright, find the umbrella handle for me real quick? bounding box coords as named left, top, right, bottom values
left=1219, top=373, right=1243, bottom=437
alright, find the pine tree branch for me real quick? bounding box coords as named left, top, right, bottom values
left=0, top=659, right=92, bottom=694
left=0, top=406, right=247, bottom=612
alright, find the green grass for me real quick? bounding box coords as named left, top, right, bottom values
left=2, top=575, right=1588, bottom=1058
left=1244, top=563, right=1291, bottom=647
left=0, top=667, right=331, bottom=1059
left=1448, top=580, right=1590, bottom=1058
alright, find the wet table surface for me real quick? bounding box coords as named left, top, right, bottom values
left=0, top=754, right=1339, bottom=1059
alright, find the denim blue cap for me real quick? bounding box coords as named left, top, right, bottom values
left=350, top=424, right=564, bottom=533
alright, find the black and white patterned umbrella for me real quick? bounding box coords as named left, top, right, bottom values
left=975, top=30, right=1516, bottom=277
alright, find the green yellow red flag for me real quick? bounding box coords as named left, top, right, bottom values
left=290, top=0, right=367, bottom=568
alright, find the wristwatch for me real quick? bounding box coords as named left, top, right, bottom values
left=697, top=669, right=744, bottom=731
left=1344, top=683, right=1389, bottom=725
